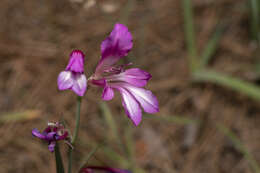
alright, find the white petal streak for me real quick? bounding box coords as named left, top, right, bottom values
left=57, top=71, right=73, bottom=90
left=123, top=84, right=159, bottom=114
left=72, top=74, right=87, bottom=96
left=118, top=88, right=142, bottom=126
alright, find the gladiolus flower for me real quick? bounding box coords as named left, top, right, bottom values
left=32, top=122, right=68, bottom=152
left=57, top=50, right=87, bottom=96
left=80, top=166, right=131, bottom=173
left=89, top=23, right=159, bottom=126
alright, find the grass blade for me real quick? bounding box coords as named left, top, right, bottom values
left=200, top=25, right=224, bottom=67
left=193, top=69, right=260, bottom=101
left=79, top=145, right=100, bottom=170
left=249, top=0, right=260, bottom=42
left=0, top=110, right=40, bottom=123
left=100, top=102, right=119, bottom=142
left=182, top=0, right=198, bottom=71
left=217, top=124, right=260, bottom=173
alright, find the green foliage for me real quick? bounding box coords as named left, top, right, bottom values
left=182, top=0, right=260, bottom=103
left=55, top=143, right=65, bottom=173
left=193, top=70, right=260, bottom=101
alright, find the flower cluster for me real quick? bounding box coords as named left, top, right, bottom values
left=32, top=122, right=68, bottom=152
left=57, top=23, right=159, bottom=126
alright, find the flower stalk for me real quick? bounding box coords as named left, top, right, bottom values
left=55, top=143, right=65, bottom=173
left=68, top=96, right=82, bottom=173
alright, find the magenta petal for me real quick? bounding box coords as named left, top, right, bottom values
left=66, top=50, right=85, bottom=73
left=89, top=78, right=106, bottom=87
left=101, top=23, right=133, bottom=58
left=108, top=68, right=151, bottom=87
left=123, top=84, right=159, bottom=114
left=118, top=88, right=142, bottom=126
left=32, top=128, right=46, bottom=140
left=46, top=132, right=57, bottom=141
left=57, top=131, right=68, bottom=140
left=71, top=74, right=87, bottom=96
left=57, top=71, right=74, bottom=90
left=48, top=141, right=56, bottom=152
left=102, top=87, right=114, bottom=101
left=95, top=23, right=133, bottom=74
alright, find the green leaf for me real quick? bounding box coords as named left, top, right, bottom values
left=182, top=0, right=198, bottom=71
left=79, top=145, right=100, bottom=170
left=54, top=143, right=65, bottom=173
left=193, top=69, right=260, bottom=101
left=200, top=25, right=224, bottom=67
left=100, top=102, right=119, bottom=142
left=249, top=0, right=260, bottom=42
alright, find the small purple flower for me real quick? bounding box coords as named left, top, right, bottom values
left=58, top=50, right=87, bottom=96
left=32, top=122, right=68, bottom=152
left=89, top=23, right=159, bottom=126
left=80, top=166, right=131, bottom=173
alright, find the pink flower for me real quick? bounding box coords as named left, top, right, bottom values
left=57, top=50, right=87, bottom=96
left=32, top=122, right=68, bottom=152
left=89, top=23, right=159, bottom=126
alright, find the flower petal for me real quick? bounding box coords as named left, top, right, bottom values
left=107, top=68, right=151, bottom=87
left=118, top=88, right=142, bottom=126
left=57, top=131, right=68, bottom=140
left=95, top=23, right=133, bottom=74
left=48, top=141, right=56, bottom=152
left=32, top=128, right=46, bottom=140
left=89, top=78, right=106, bottom=87
left=45, top=132, right=57, bottom=141
left=125, top=85, right=159, bottom=114
left=57, top=71, right=74, bottom=90
left=102, top=86, right=114, bottom=101
left=72, top=73, right=87, bottom=96
left=66, top=50, right=85, bottom=73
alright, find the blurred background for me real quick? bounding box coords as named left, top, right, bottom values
left=1, top=0, right=260, bottom=172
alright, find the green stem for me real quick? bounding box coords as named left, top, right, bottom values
left=182, top=0, right=198, bottom=72
left=250, top=0, right=260, bottom=42
left=55, top=143, right=65, bottom=173
left=68, top=96, right=82, bottom=173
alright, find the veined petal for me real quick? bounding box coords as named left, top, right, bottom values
left=89, top=78, right=106, bottom=87
left=66, top=50, right=85, bottom=73
left=71, top=73, right=87, bottom=96
left=95, top=23, right=133, bottom=74
left=57, top=71, right=74, bottom=90
left=119, top=83, right=159, bottom=114
left=107, top=68, right=151, bottom=87
left=102, top=86, right=114, bottom=101
left=118, top=87, right=142, bottom=126
left=32, top=128, right=46, bottom=140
